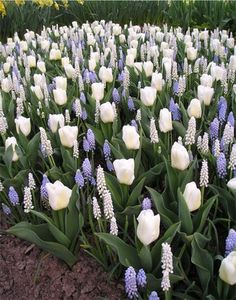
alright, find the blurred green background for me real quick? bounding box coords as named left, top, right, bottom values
left=1, top=0, right=236, bottom=41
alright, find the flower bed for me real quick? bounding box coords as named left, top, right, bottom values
left=0, top=20, right=236, bottom=299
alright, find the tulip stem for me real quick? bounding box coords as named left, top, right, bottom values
left=201, top=186, right=205, bottom=207
left=58, top=209, right=65, bottom=233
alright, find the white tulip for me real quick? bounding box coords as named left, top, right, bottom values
left=113, top=158, right=135, bottom=185
left=99, top=66, right=113, bottom=83
left=87, top=34, right=96, bottom=46
left=55, top=76, right=67, bottom=90
left=27, top=55, right=36, bottom=68
left=15, top=116, right=31, bottom=137
left=227, top=178, right=236, bottom=191
left=119, top=34, right=126, bottom=43
left=211, top=64, right=226, bottom=81
left=89, top=58, right=97, bottom=71
left=186, top=47, right=197, bottom=61
left=49, top=49, right=61, bottom=60
left=143, top=61, right=153, bottom=77
left=137, top=209, right=160, bottom=246
left=159, top=108, right=173, bottom=133
left=48, top=114, right=65, bottom=133
left=219, top=251, right=236, bottom=285
left=200, top=74, right=213, bottom=87
left=171, top=142, right=190, bottom=171
left=31, top=85, right=44, bottom=100
left=100, top=102, right=115, bottom=123
left=127, top=48, right=137, bottom=60
left=33, top=74, right=43, bottom=87
left=113, top=24, right=122, bottom=36
left=126, top=54, right=135, bottom=66
left=183, top=182, right=201, bottom=212
left=61, top=57, right=70, bottom=68
left=46, top=181, right=72, bottom=211
left=19, top=41, right=28, bottom=52
left=140, top=86, right=157, bottom=106
left=91, top=82, right=104, bottom=101
left=187, top=98, right=202, bottom=119
left=58, top=126, right=78, bottom=148
left=151, top=72, right=164, bottom=92
left=3, top=62, right=11, bottom=73
left=122, top=125, right=140, bottom=150
left=41, top=39, right=50, bottom=51
left=1, top=78, right=11, bottom=93
left=197, top=85, right=214, bottom=106
left=130, top=39, right=138, bottom=49
left=64, top=63, right=75, bottom=79
left=5, top=137, right=19, bottom=162
left=37, top=61, right=46, bottom=73
left=53, top=89, right=67, bottom=106
left=134, top=62, right=143, bottom=74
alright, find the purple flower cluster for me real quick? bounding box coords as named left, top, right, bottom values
left=8, top=186, right=19, bottom=206
left=225, top=229, right=236, bottom=256
left=142, top=197, right=152, bottom=210
left=169, top=98, right=181, bottom=121
left=125, top=267, right=147, bottom=299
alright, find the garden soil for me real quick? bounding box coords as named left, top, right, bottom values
left=0, top=229, right=124, bottom=300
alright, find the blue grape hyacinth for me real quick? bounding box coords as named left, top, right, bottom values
left=125, top=267, right=138, bottom=299
left=217, top=152, right=227, bottom=178
left=225, top=229, right=236, bottom=256
left=8, top=186, right=19, bottom=206
left=149, top=291, right=160, bottom=300
left=136, top=269, right=147, bottom=288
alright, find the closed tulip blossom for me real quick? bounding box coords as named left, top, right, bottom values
left=46, top=181, right=72, bottom=210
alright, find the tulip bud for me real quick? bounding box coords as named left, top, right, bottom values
left=113, top=158, right=135, bottom=185
left=46, top=181, right=72, bottom=210
left=159, top=108, right=173, bottom=133
left=53, top=89, right=67, bottom=106
left=48, top=114, right=65, bottom=133
left=187, top=98, right=202, bottom=119
left=49, top=49, right=61, bottom=60
left=31, top=85, right=44, bottom=100
left=143, top=61, right=153, bottom=77
left=15, top=116, right=31, bottom=137
left=186, top=47, right=197, bottom=61
left=171, top=142, right=190, bottom=170
left=137, top=209, right=160, bottom=246
left=27, top=55, right=36, bottom=68
left=58, top=126, right=78, bottom=148
left=140, top=86, right=157, bottom=106
left=151, top=72, right=164, bottom=92
left=197, top=85, right=214, bottom=106
left=122, top=125, right=140, bottom=150
left=219, top=251, right=236, bottom=285
left=55, top=76, right=67, bottom=90
left=91, top=82, right=104, bottom=102
left=100, top=102, right=115, bottom=123
left=183, top=182, right=201, bottom=212
left=5, top=137, right=19, bottom=162
left=99, top=66, right=113, bottom=83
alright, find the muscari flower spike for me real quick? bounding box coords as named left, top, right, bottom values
left=225, top=229, right=236, bottom=256
left=169, top=98, right=181, bottom=121
left=227, top=112, right=235, bottom=127
left=75, top=169, right=85, bottom=188
left=218, top=96, right=227, bottom=123
left=209, top=118, right=219, bottom=141
left=8, top=186, right=19, bottom=206
left=87, top=128, right=96, bottom=151
left=125, top=267, right=138, bottom=299
left=112, top=88, right=121, bottom=104
left=128, top=97, right=135, bottom=111
left=142, top=197, right=152, bottom=210
left=217, top=152, right=227, bottom=179
left=149, top=291, right=160, bottom=300
left=103, top=139, right=111, bottom=160
left=136, top=269, right=147, bottom=288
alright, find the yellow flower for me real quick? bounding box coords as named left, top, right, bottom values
left=77, top=0, right=84, bottom=4
left=15, top=0, right=25, bottom=6
left=0, top=0, right=6, bottom=17
left=62, top=0, right=68, bottom=8
left=53, top=1, right=59, bottom=10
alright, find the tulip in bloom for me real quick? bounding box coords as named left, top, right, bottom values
left=58, top=126, right=78, bottom=148
left=197, top=85, right=214, bottom=106
left=55, top=76, right=67, bottom=90
left=46, top=181, right=72, bottom=210
left=122, top=125, right=140, bottom=150
left=5, top=137, right=19, bottom=162
left=91, top=82, right=104, bottom=102
left=113, top=159, right=135, bottom=185
left=159, top=108, right=173, bottom=133
left=3, top=62, right=11, bottom=73
left=227, top=178, right=236, bottom=191
left=171, top=142, right=190, bottom=170
left=200, top=74, right=213, bottom=87
left=100, top=102, right=115, bottom=123
left=49, top=49, right=61, bottom=60
left=186, top=47, right=197, bottom=61
left=219, top=251, right=236, bottom=285
left=27, top=55, right=36, bottom=68
left=137, top=209, right=160, bottom=246
left=64, top=64, right=75, bottom=79
left=183, top=182, right=201, bottom=212
left=140, top=86, right=157, bottom=106
left=31, top=85, right=44, bottom=100
left=187, top=98, right=202, bottom=119
left=99, top=66, right=113, bottom=83
left=151, top=72, right=164, bottom=92
left=143, top=61, right=153, bottom=77
left=1, top=78, right=11, bottom=93
left=48, top=114, right=65, bottom=133
left=15, top=116, right=31, bottom=137
left=53, top=89, right=67, bottom=106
